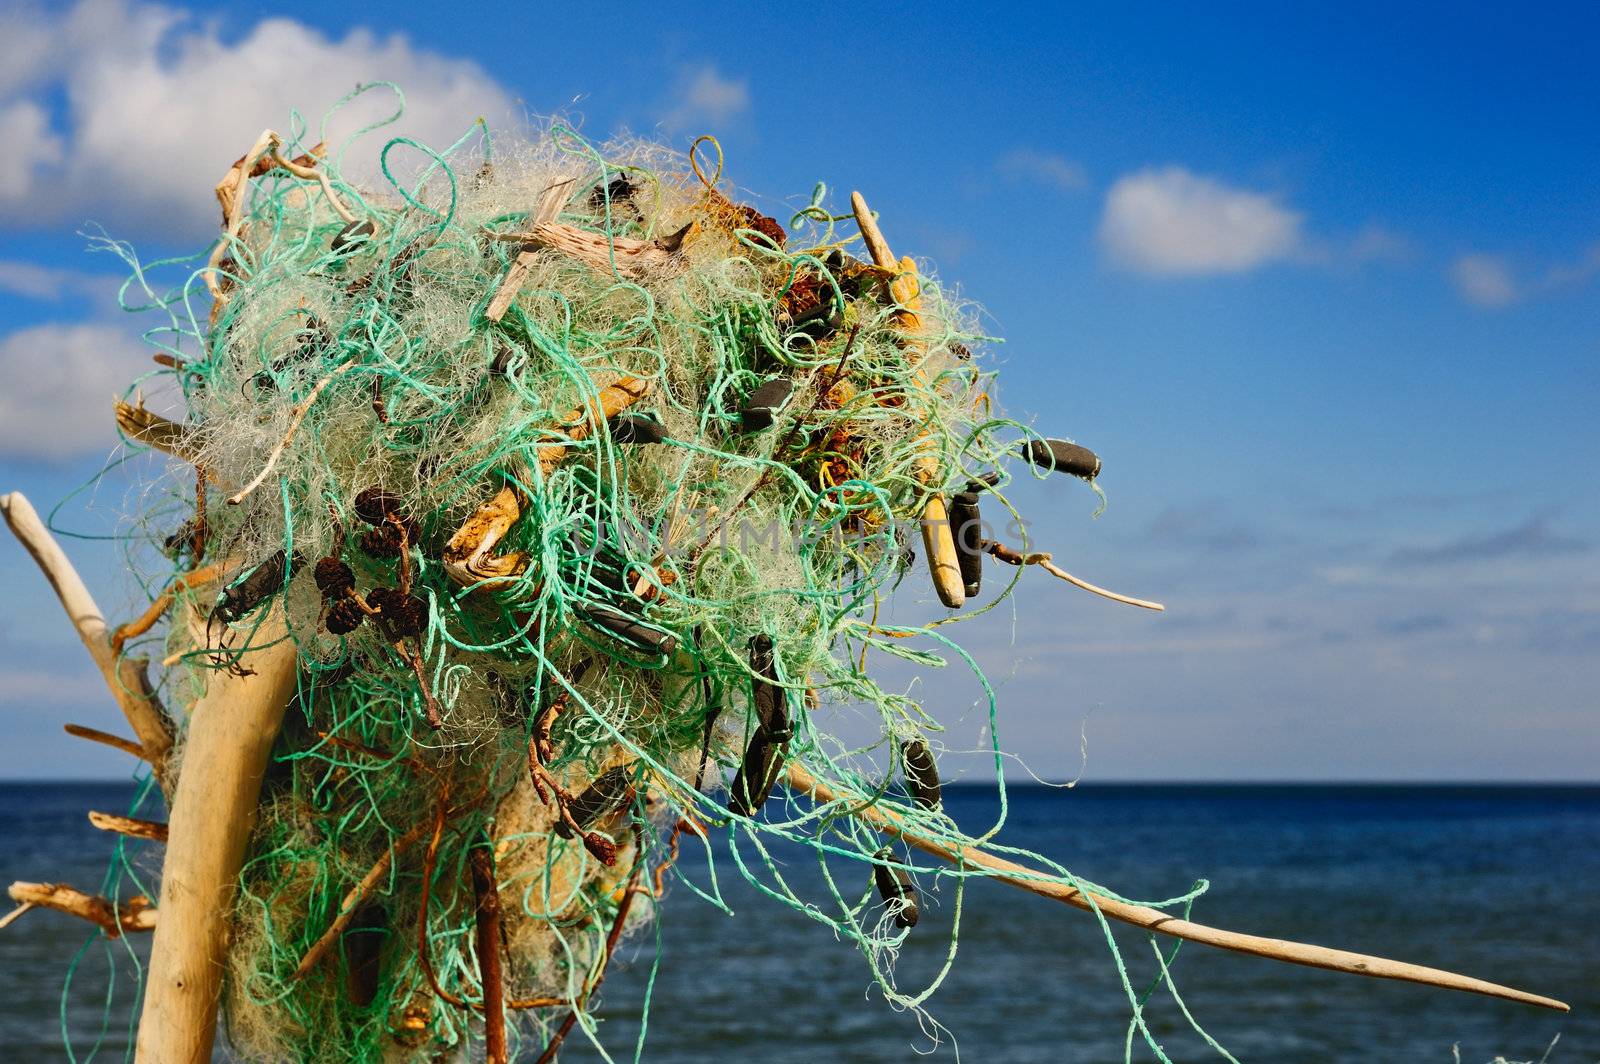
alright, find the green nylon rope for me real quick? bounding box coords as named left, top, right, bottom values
left=63, top=84, right=1224, bottom=1063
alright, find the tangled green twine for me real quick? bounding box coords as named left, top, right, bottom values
left=63, top=81, right=1230, bottom=1064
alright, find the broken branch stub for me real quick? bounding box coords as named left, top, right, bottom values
left=6, top=882, right=157, bottom=937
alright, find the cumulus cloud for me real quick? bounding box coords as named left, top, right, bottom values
left=996, top=148, right=1089, bottom=194
left=0, top=323, right=150, bottom=458
left=1099, top=167, right=1303, bottom=276
left=0, top=99, right=63, bottom=200
left=1451, top=244, right=1600, bottom=308
left=660, top=65, right=750, bottom=131
left=0, top=5, right=58, bottom=97
left=0, top=0, right=514, bottom=238
left=0, top=259, right=121, bottom=301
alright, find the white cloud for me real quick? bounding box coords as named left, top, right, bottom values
left=1451, top=244, right=1600, bottom=309
left=0, top=259, right=120, bottom=301
left=1451, top=253, right=1519, bottom=308
left=996, top=148, right=1088, bottom=194
left=0, top=323, right=150, bottom=458
left=1099, top=167, right=1303, bottom=276
left=660, top=65, right=751, bottom=131
left=1340, top=222, right=1414, bottom=265
left=0, top=4, right=60, bottom=97
left=0, top=99, right=63, bottom=200
left=0, top=0, right=515, bottom=237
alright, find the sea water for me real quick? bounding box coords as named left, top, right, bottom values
left=2, top=782, right=1594, bottom=1062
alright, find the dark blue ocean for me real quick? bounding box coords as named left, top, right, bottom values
left=2, top=782, right=1595, bottom=1062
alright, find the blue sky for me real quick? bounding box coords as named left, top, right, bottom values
left=0, top=0, right=1595, bottom=780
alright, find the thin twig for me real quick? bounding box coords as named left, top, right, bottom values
left=292, top=818, right=432, bottom=981
left=417, top=793, right=471, bottom=1009
left=206, top=128, right=276, bottom=305
left=526, top=759, right=618, bottom=866
left=228, top=361, right=357, bottom=505
left=0, top=903, right=36, bottom=931
left=485, top=177, right=577, bottom=322
left=982, top=539, right=1165, bottom=611
left=469, top=843, right=508, bottom=1064
left=111, top=563, right=223, bottom=654
left=269, top=147, right=357, bottom=223
left=192, top=464, right=208, bottom=561
left=783, top=762, right=1567, bottom=1012
left=64, top=723, right=148, bottom=761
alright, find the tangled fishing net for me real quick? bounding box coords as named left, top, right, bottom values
left=81, top=85, right=1217, bottom=1062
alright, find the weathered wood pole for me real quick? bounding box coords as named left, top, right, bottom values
left=134, top=617, right=299, bottom=1063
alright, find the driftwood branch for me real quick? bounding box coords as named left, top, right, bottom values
left=64, top=723, right=148, bottom=761
left=113, top=399, right=209, bottom=473
left=2, top=492, right=173, bottom=782
left=782, top=762, right=1568, bottom=1013
left=6, top=881, right=157, bottom=937
left=485, top=177, right=577, bottom=322
left=849, top=191, right=964, bottom=608
left=88, top=810, right=169, bottom=843
left=135, top=611, right=301, bottom=1064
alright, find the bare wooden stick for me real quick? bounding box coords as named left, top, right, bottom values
left=64, top=723, right=149, bottom=761
left=88, top=811, right=169, bottom=843
left=495, top=222, right=686, bottom=280
left=0, top=903, right=36, bottom=931
left=135, top=612, right=301, bottom=1064
left=111, top=563, right=223, bottom=653
left=849, top=192, right=964, bottom=608
left=2, top=493, right=173, bottom=780
left=7, top=882, right=157, bottom=937
left=982, top=539, right=1165, bottom=611
left=469, top=845, right=509, bottom=1064
left=485, top=177, right=577, bottom=322
left=783, top=762, right=1567, bottom=1012
left=113, top=399, right=207, bottom=470
left=849, top=191, right=897, bottom=274
left=290, top=818, right=432, bottom=981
